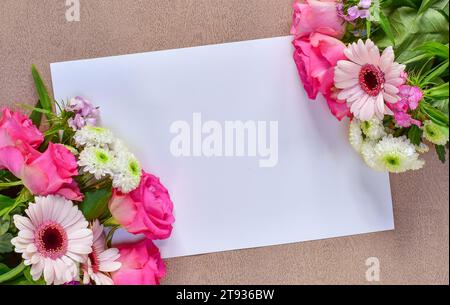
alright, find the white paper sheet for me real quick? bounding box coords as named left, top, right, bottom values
left=51, top=36, right=394, bottom=259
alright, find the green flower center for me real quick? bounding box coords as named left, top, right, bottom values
left=384, top=155, right=401, bottom=169
left=95, top=151, right=110, bottom=164
left=89, top=126, right=106, bottom=134
left=425, top=125, right=436, bottom=137
left=129, top=160, right=140, bottom=176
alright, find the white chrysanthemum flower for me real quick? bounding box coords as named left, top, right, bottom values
left=335, top=39, right=405, bottom=121
left=360, top=118, right=387, bottom=140
left=74, top=126, right=115, bottom=147
left=78, top=146, right=115, bottom=179
left=416, top=142, right=430, bottom=154
left=11, top=196, right=93, bottom=285
left=423, top=120, right=449, bottom=145
left=112, top=151, right=142, bottom=193
left=360, top=140, right=378, bottom=169
left=362, top=135, right=425, bottom=173
left=111, top=138, right=128, bottom=152
left=349, top=120, right=363, bottom=152
left=82, top=220, right=121, bottom=285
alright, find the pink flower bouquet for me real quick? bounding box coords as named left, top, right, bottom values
left=0, top=67, right=174, bottom=285
left=291, top=0, right=449, bottom=173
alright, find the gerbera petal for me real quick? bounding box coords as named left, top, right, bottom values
left=335, top=78, right=359, bottom=89
left=68, top=228, right=93, bottom=240
left=30, top=259, right=44, bottom=281
left=380, top=46, right=394, bottom=72
left=375, top=94, right=385, bottom=120
left=383, top=92, right=400, bottom=103
left=99, top=261, right=122, bottom=273
left=43, top=259, right=55, bottom=285
left=359, top=96, right=376, bottom=121
left=14, top=215, right=35, bottom=231
left=350, top=94, right=369, bottom=115
left=384, top=83, right=399, bottom=96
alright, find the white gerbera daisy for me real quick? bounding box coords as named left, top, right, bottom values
left=82, top=220, right=121, bottom=285
left=74, top=126, right=115, bottom=147
left=362, top=135, right=425, bottom=173
left=349, top=119, right=363, bottom=152
left=11, top=196, right=93, bottom=285
left=112, top=151, right=142, bottom=193
left=423, top=120, right=449, bottom=145
left=78, top=146, right=114, bottom=179
left=360, top=118, right=387, bottom=141
left=335, top=39, right=405, bottom=121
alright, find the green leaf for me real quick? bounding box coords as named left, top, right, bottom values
left=426, top=82, right=450, bottom=98
left=378, top=13, right=396, bottom=45
left=0, top=262, right=26, bottom=284
left=0, top=233, right=13, bottom=254
left=423, top=60, right=449, bottom=83
left=79, top=187, right=112, bottom=221
left=29, top=100, right=43, bottom=128
left=431, top=98, right=449, bottom=113
left=0, top=216, right=10, bottom=236
left=414, top=41, right=449, bottom=59
left=408, top=125, right=423, bottom=145
left=0, top=195, right=15, bottom=218
left=421, top=101, right=450, bottom=126
left=435, top=144, right=447, bottom=162
left=419, top=0, right=441, bottom=14
left=31, top=65, right=54, bottom=124
left=0, top=263, right=10, bottom=275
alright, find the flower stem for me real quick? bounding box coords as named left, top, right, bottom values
left=0, top=262, right=26, bottom=284
left=0, top=180, right=23, bottom=188
left=103, top=217, right=120, bottom=227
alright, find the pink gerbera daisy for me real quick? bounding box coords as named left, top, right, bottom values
left=334, top=39, right=405, bottom=121
left=11, top=195, right=93, bottom=285
left=82, top=220, right=121, bottom=285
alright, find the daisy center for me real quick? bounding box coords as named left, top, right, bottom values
left=35, top=222, right=68, bottom=259
left=359, top=64, right=384, bottom=96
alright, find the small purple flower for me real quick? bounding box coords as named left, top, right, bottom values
left=347, top=6, right=360, bottom=21
left=64, top=281, right=81, bottom=285
left=66, top=96, right=99, bottom=130
left=358, top=0, right=372, bottom=9
left=358, top=9, right=370, bottom=19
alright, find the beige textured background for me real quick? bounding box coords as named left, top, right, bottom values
left=0, top=0, right=448, bottom=285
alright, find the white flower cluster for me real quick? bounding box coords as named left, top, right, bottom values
left=349, top=119, right=425, bottom=173
left=75, top=126, right=142, bottom=193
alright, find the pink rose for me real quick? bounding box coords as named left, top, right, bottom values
left=109, top=172, right=175, bottom=240
left=293, top=32, right=350, bottom=120
left=291, top=0, right=346, bottom=38
left=0, top=142, right=83, bottom=201
left=0, top=108, right=43, bottom=149
left=112, top=239, right=166, bottom=285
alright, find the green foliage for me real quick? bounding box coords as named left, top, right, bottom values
left=31, top=65, right=54, bottom=124
left=79, top=186, right=113, bottom=221
left=29, top=100, right=43, bottom=128
left=420, top=101, right=449, bottom=126
left=435, top=144, right=447, bottom=162
left=0, top=233, right=13, bottom=254
left=408, top=125, right=424, bottom=145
